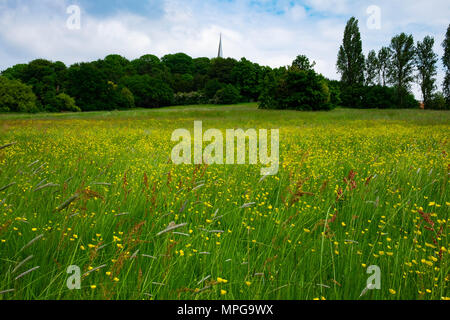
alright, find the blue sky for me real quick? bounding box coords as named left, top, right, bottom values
left=0, top=0, right=449, bottom=98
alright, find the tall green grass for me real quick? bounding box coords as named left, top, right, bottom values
left=0, top=105, right=448, bottom=300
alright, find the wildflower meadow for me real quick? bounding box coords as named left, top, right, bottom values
left=0, top=104, right=448, bottom=300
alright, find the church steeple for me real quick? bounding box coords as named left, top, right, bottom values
left=218, top=33, right=223, bottom=58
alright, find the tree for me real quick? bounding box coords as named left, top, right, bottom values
left=388, top=33, right=416, bottom=107
left=171, top=73, right=194, bottom=93
left=428, top=92, right=448, bottom=110
left=326, top=79, right=342, bottom=108
left=131, top=54, right=162, bottom=76
left=6, top=59, right=68, bottom=111
left=55, top=93, right=81, bottom=112
left=204, top=79, right=224, bottom=100
left=193, top=57, right=211, bottom=75
left=213, top=84, right=241, bottom=105
left=231, top=58, right=261, bottom=101
left=415, top=36, right=438, bottom=108
left=115, top=87, right=135, bottom=109
left=259, top=67, right=332, bottom=111
left=292, top=55, right=316, bottom=71
left=1, top=64, right=28, bottom=80
left=208, top=57, right=238, bottom=84
left=377, top=47, right=391, bottom=86
left=337, top=17, right=365, bottom=87
left=162, top=53, right=194, bottom=75
left=365, top=50, right=379, bottom=86
left=192, top=57, right=211, bottom=91
left=66, top=62, right=114, bottom=111
left=443, top=24, right=450, bottom=105
left=95, top=54, right=130, bottom=83
left=0, top=77, right=38, bottom=113
left=121, top=75, right=173, bottom=108
left=361, top=85, right=396, bottom=109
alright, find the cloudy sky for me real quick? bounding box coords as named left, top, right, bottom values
left=0, top=0, right=449, bottom=98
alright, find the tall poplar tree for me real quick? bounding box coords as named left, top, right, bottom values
left=443, top=24, right=450, bottom=105
left=388, top=33, right=416, bottom=107
left=377, top=47, right=391, bottom=86
left=365, top=50, right=379, bottom=86
left=337, top=17, right=365, bottom=86
left=415, top=36, right=438, bottom=108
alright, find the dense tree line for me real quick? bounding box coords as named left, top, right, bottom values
left=0, top=22, right=449, bottom=113
left=0, top=53, right=275, bottom=112
left=338, top=19, right=450, bottom=110
left=259, top=55, right=336, bottom=111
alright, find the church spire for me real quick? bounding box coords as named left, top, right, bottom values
left=218, top=33, right=223, bottom=58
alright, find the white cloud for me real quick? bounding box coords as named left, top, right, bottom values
left=0, top=0, right=448, bottom=99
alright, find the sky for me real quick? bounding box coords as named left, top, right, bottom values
left=0, top=0, right=449, bottom=99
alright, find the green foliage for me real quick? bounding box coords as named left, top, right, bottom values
left=212, top=84, right=241, bottom=105
left=327, top=79, right=342, bottom=108
left=231, top=58, right=261, bottom=101
left=193, top=57, right=211, bottom=75
left=173, top=91, right=207, bottom=106
left=1, top=64, right=28, bottom=80
left=443, top=24, right=450, bottom=105
left=365, top=50, right=379, bottom=86
left=341, top=85, right=418, bottom=109
left=337, top=17, right=366, bottom=108
left=388, top=33, right=416, bottom=108
left=121, top=75, right=173, bottom=108
left=415, top=36, right=438, bottom=108
left=131, top=55, right=164, bottom=77
left=361, top=86, right=397, bottom=109
left=192, top=58, right=211, bottom=91
left=377, top=47, right=391, bottom=86
left=0, top=76, right=38, bottom=113
left=171, top=73, right=194, bottom=93
left=55, top=93, right=81, bottom=112
left=162, top=53, right=194, bottom=75
left=95, top=55, right=130, bottom=83
left=115, top=87, right=135, bottom=109
left=292, top=55, right=316, bottom=71
left=337, top=17, right=365, bottom=86
left=259, top=66, right=333, bottom=111
left=427, top=92, right=449, bottom=110
left=65, top=62, right=113, bottom=111
left=204, top=78, right=224, bottom=100
left=2, top=59, right=67, bottom=111
left=209, top=57, right=238, bottom=84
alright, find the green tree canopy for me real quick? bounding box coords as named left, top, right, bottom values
left=443, top=24, right=450, bottom=105
left=213, top=84, right=241, bottom=105
left=231, top=58, right=261, bottom=101
left=388, top=33, right=416, bottom=107
left=121, top=75, right=173, bottom=108
left=415, top=36, right=438, bottom=108
left=259, top=67, right=332, bottom=111
left=162, top=53, right=194, bottom=75
left=209, top=57, right=238, bottom=84
left=0, top=76, right=38, bottom=113
left=292, top=55, right=316, bottom=71
left=377, top=47, right=391, bottom=86
left=66, top=62, right=113, bottom=111
left=337, top=17, right=365, bottom=87
left=365, top=50, right=379, bottom=86
left=131, top=54, right=164, bottom=77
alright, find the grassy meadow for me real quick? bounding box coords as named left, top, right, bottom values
left=0, top=103, right=449, bottom=300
